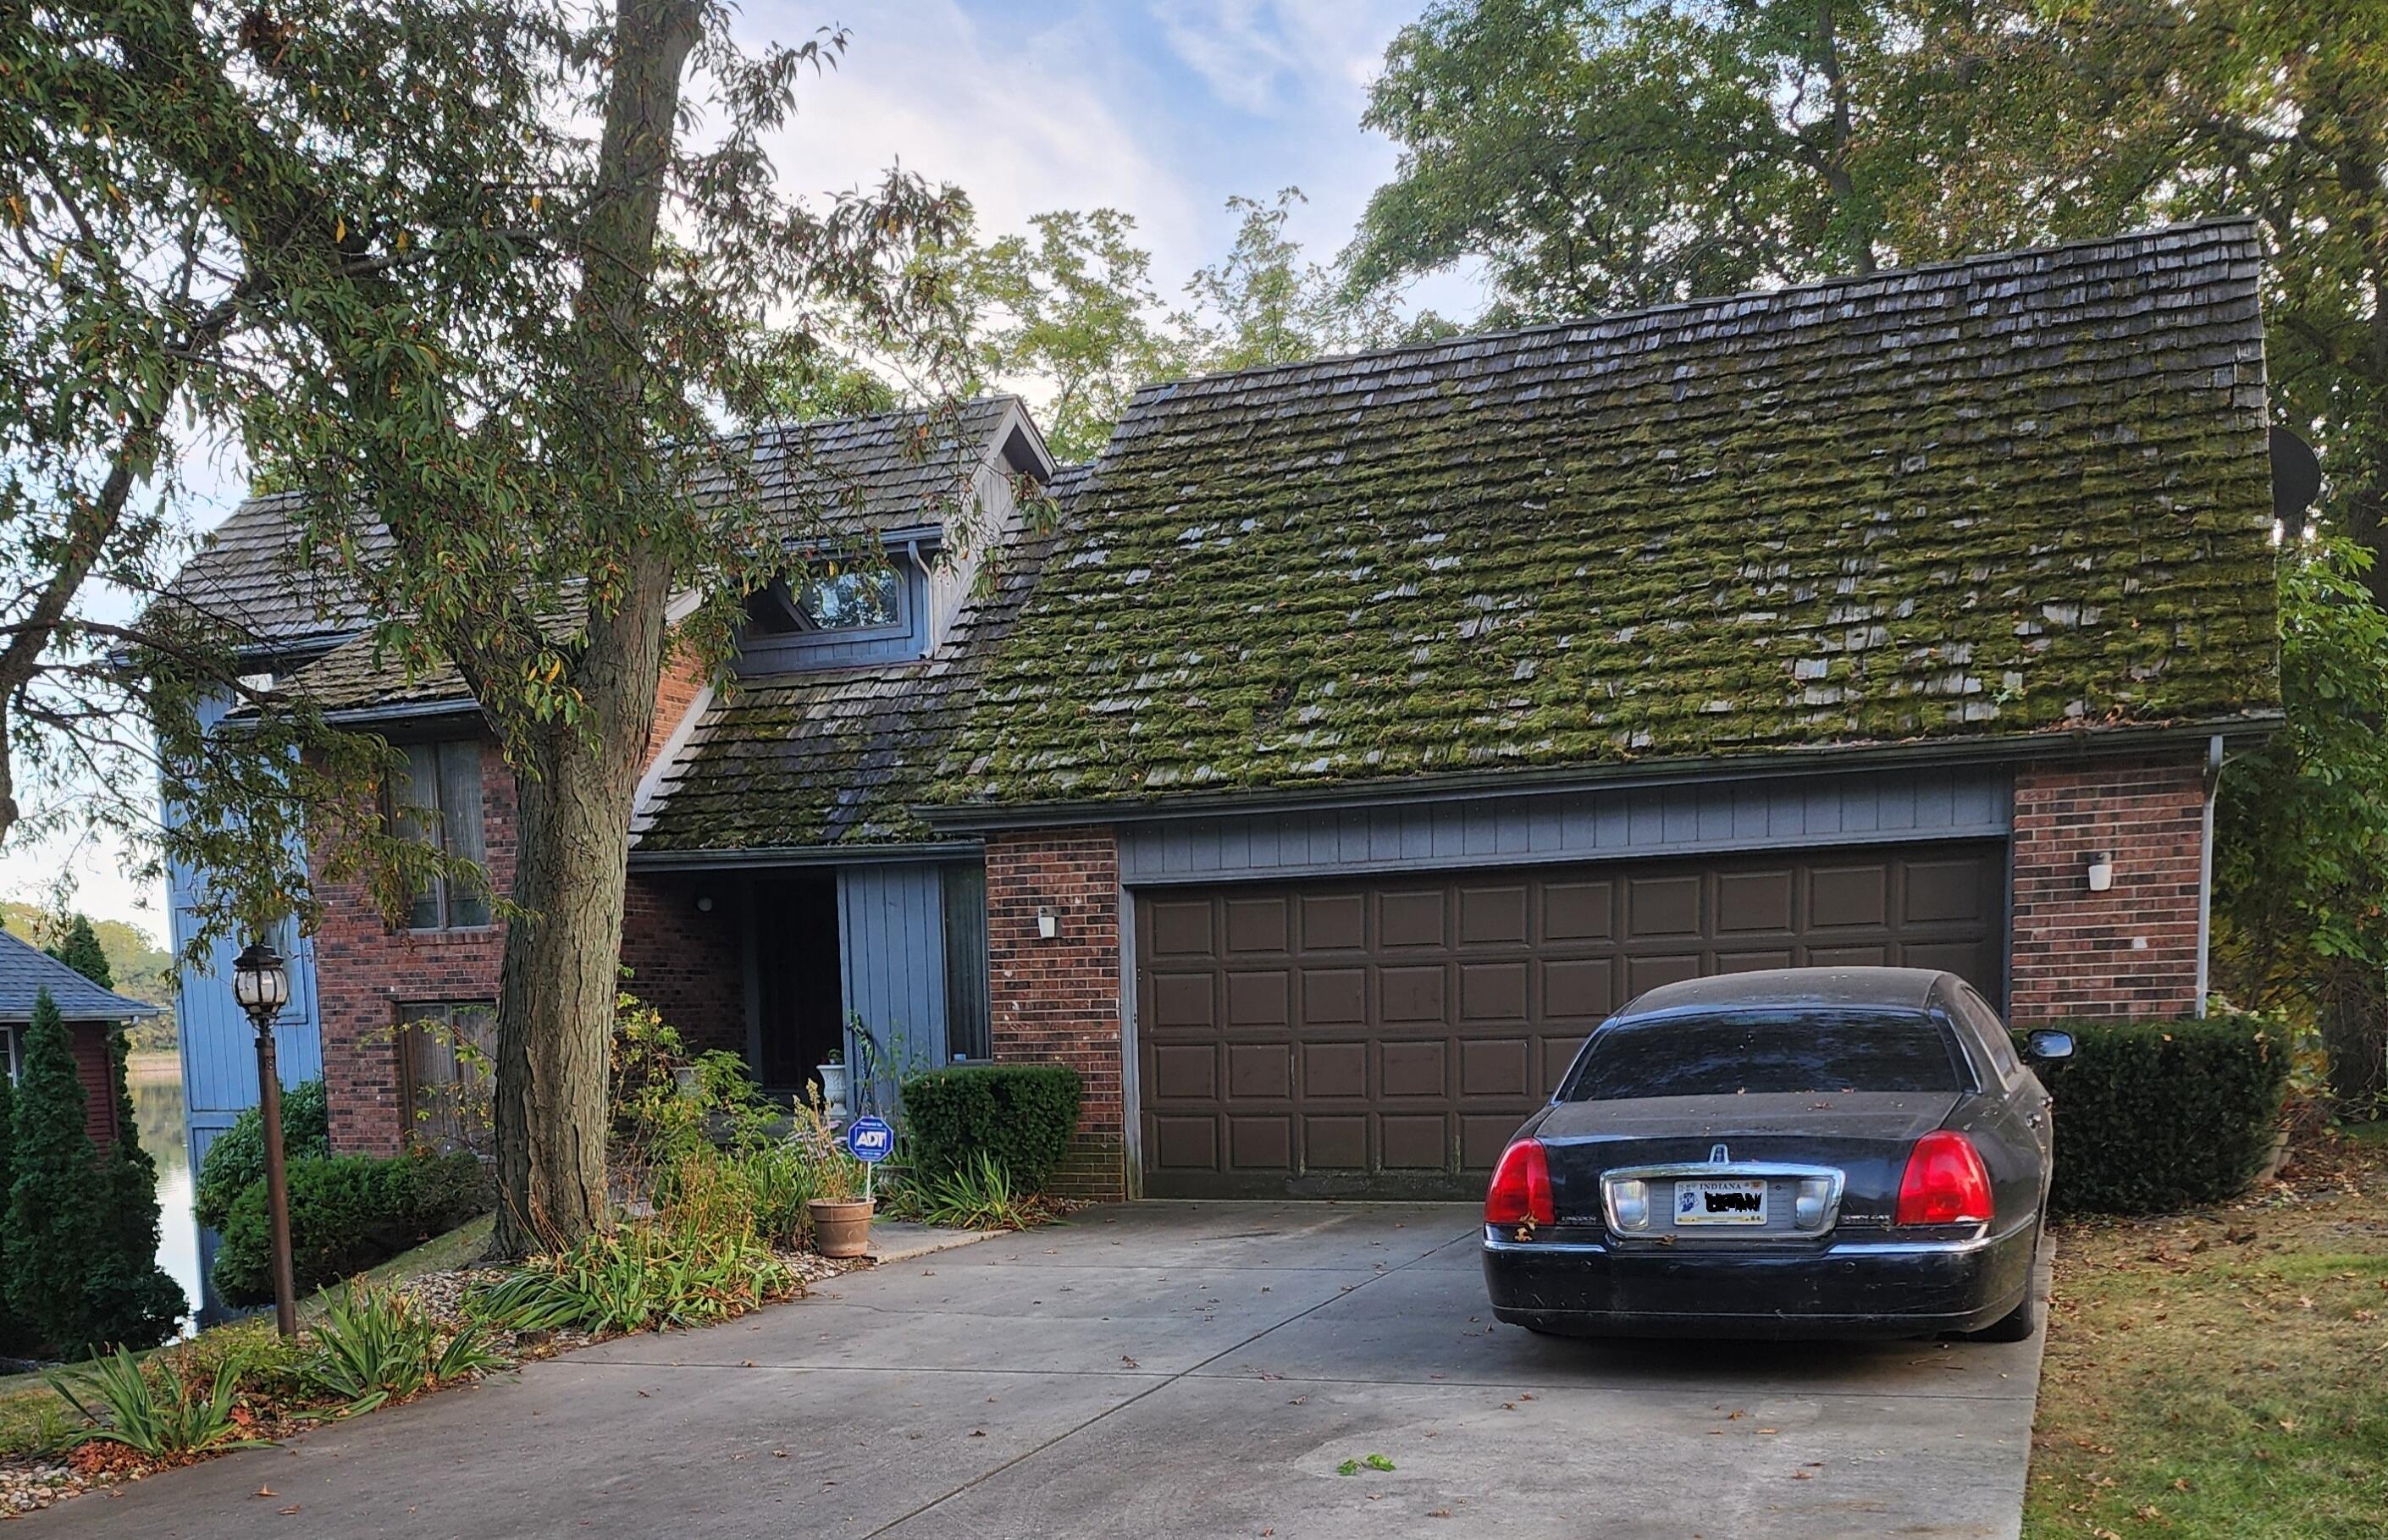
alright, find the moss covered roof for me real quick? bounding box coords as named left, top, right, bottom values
left=928, top=222, right=2280, bottom=811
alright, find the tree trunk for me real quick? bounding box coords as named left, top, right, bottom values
left=487, top=0, right=698, bottom=1258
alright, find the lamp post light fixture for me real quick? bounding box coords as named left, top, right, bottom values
left=232, top=939, right=299, bottom=1339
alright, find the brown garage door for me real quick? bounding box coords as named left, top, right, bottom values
left=1134, top=843, right=2004, bottom=1199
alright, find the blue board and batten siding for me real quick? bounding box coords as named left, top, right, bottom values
left=1118, top=766, right=2012, bottom=886
left=168, top=687, right=323, bottom=1170
left=837, top=862, right=948, bottom=1109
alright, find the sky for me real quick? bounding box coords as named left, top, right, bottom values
left=0, top=0, right=1481, bottom=946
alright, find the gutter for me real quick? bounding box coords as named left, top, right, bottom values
left=2195, top=732, right=2229, bottom=1018
left=627, top=840, right=982, bottom=872
left=913, top=714, right=2287, bottom=833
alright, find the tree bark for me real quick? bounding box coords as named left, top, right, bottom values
left=488, top=0, right=698, bottom=1257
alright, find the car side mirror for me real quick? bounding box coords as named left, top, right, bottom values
left=2025, top=1029, right=2075, bottom=1063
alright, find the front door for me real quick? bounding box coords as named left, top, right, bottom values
left=753, top=872, right=844, bottom=1096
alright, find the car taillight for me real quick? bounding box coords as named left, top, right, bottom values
left=1895, top=1130, right=1993, bottom=1226
left=1485, top=1138, right=1554, bottom=1227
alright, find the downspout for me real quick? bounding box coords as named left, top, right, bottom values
left=2194, top=733, right=2225, bottom=1018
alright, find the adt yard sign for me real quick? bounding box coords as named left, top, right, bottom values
left=844, top=1114, right=895, bottom=1164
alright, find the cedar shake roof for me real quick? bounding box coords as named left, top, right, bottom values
left=927, top=221, right=2281, bottom=811
left=631, top=476, right=1075, bottom=852
left=201, top=398, right=1044, bottom=717
left=0, top=931, right=158, bottom=1024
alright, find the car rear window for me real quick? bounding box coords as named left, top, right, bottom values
left=1559, top=1008, right=1967, bottom=1101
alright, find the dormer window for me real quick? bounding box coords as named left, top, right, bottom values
left=796, top=567, right=901, bottom=631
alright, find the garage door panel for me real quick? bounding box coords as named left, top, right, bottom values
left=1303, top=1115, right=1367, bottom=1168
left=1807, top=943, right=1889, bottom=969
left=1137, top=842, right=2004, bottom=1197
left=1226, top=1043, right=1290, bottom=1099
left=1379, top=1040, right=1446, bottom=1098
left=1459, top=960, right=1528, bottom=1021
left=1379, top=965, right=1447, bottom=1023
left=1301, top=1040, right=1368, bottom=1098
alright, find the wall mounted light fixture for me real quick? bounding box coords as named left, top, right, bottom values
left=696, top=894, right=715, bottom=913
left=1036, top=906, right=1059, bottom=940
left=2085, top=852, right=2114, bottom=894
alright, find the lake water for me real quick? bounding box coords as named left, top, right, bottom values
left=128, top=1054, right=204, bottom=1334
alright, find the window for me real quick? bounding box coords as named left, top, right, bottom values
left=390, top=740, right=490, bottom=930
left=0, top=1025, right=16, bottom=1084
left=401, top=1002, right=496, bottom=1156
left=942, top=864, right=990, bottom=1062
left=795, top=567, right=902, bottom=632
left=1560, top=1008, right=1969, bottom=1101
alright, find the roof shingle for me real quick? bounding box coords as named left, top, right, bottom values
left=929, top=221, right=2280, bottom=810
left=0, top=931, right=158, bottom=1024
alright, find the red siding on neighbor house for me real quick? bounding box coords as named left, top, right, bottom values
left=983, top=826, right=1125, bottom=1199
left=2008, top=754, right=2210, bottom=1024
left=69, top=1023, right=120, bottom=1151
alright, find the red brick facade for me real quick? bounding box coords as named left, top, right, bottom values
left=318, top=655, right=723, bottom=1156
left=2008, top=754, right=2209, bottom=1024
left=983, top=827, right=1125, bottom=1198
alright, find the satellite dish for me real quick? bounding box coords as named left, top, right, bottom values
left=2270, top=426, right=2322, bottom=538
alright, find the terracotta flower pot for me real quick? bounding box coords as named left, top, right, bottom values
left=809, top=1197, right=875, bottom=1258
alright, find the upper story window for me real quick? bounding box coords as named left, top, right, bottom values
left=390, top=740, right=491, bottom=930
left=796, top=567, right=902, bottom=632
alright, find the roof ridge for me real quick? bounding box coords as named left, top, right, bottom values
left=1126, top=216, right=2263, bottom=400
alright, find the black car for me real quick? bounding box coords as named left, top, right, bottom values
left=1481, top=967, right=2070, bottom=1342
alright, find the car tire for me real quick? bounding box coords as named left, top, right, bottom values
left=1963, top=1225, right=2044, bottom=1344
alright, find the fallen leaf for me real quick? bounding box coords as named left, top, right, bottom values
left=252, top=1488, right=277, bottom=1500
left=278, top=1506, right=302, bottom=1516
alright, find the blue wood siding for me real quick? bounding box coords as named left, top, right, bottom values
left=837, top=862, right=948, bottom=1108
left=169, top=688, right=323, bottom=1173
left=1119, top=766, right=2011, bottom=886
left=732, top=565, right=932, bottom=675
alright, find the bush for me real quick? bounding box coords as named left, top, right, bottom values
left=899, top=1064, right=1082, bottom=1191
left=213, top=1151, right=493, bottom=1306
left=2023, top=1014, right=2293, bottom=1215
left=468, top=1220, right=795, bottom=1337
left=194, top=1080, right=329, bottom=1233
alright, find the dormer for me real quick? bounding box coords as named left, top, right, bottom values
left=730, top=396, right=1053, bottom=677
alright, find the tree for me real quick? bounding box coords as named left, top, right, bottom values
left=0, top=1071, right=25, bottom=1353
left=47, top=915, right=108, bottom=989
left=30, top=2, right=979, bottom=1256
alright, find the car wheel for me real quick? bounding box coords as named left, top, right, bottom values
left=1963, top=1226, right=2044, bottom=1344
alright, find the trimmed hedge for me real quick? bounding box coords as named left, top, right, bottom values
left=213, top=1151, right=493, bottom=1306
left=899, top=1065, right=1083, bottom=1190
left=194, top=1079, right=330, bottom=1233
left=2020, top=1014, right=2291, bottom=1216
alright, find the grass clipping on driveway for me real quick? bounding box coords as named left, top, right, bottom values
left=2026, top=1134, right=2388, bottom=1537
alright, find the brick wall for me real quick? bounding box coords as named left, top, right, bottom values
left=317, top=737, right=515, bottom=1154
left=316, top=662, right=725, bottom=1155
left=621, top=874, right=748, bottom=1058
left=2009, top=754, right=2208, bottom=1023
left=984, top=827, right=1125, bottom=1199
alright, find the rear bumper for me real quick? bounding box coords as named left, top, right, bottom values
left=1482, top=1218, right=2038, bottom=1340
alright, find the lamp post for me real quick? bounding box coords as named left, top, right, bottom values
left=232, top=940, right=297, bottom=1339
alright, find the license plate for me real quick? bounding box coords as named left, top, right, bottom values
left=1674, top=1178, right=1768, bottom=1226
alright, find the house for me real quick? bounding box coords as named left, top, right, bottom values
left=163, top=397, right=1054, bottom=1155
left=0, top=930, right=160, bottom=1148
left=166, top=220, right=2281, bottom=1203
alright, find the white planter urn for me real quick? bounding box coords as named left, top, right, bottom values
left=818, top=1061, right=850, bottom=1119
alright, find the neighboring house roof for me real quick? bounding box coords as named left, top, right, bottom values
left=927, top=220, right=2280, bottom=814
left=163, top=491, right=388, bottom=651
left=207, top=398, right=1050, bottom=721
left=630, top=471, right=1081, bottom=853
left=0, top=931, right=159, bottom=1024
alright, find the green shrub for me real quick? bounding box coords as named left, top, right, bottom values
left=194, top=1080, right=329, bottom=1233
left=2022, top=1014, right=2293, bottom=1215
left=213, top=1151, right=493, bottom=1306
left=887, top=1151, right=1036, bottom=1231
left=468, top=1221, right=794, bottom=1337
left=302, top=1283, right=505, bottom=1416
left=48, top=1347, right=268, bottom=1459
left=899, top=1064, right=1081, bottom=1192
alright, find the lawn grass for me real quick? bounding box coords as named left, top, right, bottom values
left=0, top=1213, right=495, bottom=1458
left=2023, top=1134, right=2388, bottom=1537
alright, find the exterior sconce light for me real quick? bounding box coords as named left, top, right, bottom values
left=2085, top=852, right=2114, bottom=893
left=1036, top=906, right=1059, bottom=940
left=696, top=894, right=715, bottom=913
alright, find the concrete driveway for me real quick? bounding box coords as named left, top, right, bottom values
left=33, top=1203, right=2046, bottom=1538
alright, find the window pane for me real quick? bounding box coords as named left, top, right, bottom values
left=797, top=567, right=901, bottom=630
left=439, top=742, right=489, bottom=926
left=397, top=742, right=445, bottom=928
left=942, top=864, right=990, bottom=1062
left=1562, top=1009, right=1965, bottom=1101
left=404, top=1003, right=497, bottom=1156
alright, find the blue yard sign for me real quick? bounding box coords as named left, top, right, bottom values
left=844, top=1114, right=895, bottom=1164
